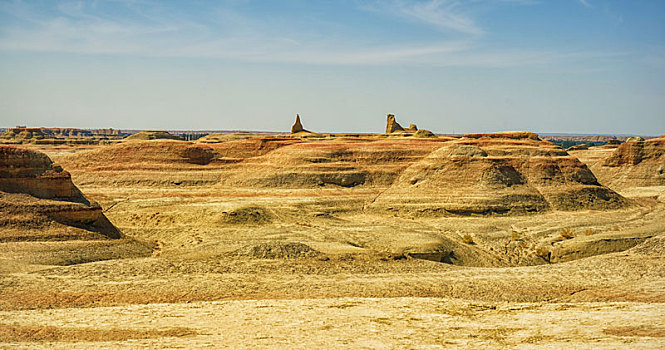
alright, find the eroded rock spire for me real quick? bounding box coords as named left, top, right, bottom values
left=291, top=114, right=305, bottom=133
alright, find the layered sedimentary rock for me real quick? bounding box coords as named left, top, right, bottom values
left=0, top=146, right=79, bottom=200
left=1, top=127, right=125, bottom=145
left=590, top=135, right=665, bottom=190
left=56, top=138, right=304, bottom=187
left=370, top=132, right=626, bottom=216
left=0, top=146, right=120, bottom=241
left=218, top=138, right=450, bottom=188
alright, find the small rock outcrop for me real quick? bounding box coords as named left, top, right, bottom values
left=124, top=131, right=182, bottom=141
left=386, top=114, right=405, bottom=133
left=386, top=114, right=419, bottom=133
left=291, top=114, right=308, bottom=133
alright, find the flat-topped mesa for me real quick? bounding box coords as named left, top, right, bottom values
left=291, top=114, right=309, bottom=133
left=463, top=132, right=541, bottom=141
left=1, top=128, right=50, bottom=142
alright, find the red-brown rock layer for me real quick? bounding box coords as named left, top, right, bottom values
left=0, top=146, right=120, bottom=241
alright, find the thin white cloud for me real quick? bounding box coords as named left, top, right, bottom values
left=0, top=0, right=621, bottom=68
left=577, top=0, right=592, bottom=8
left=361, top=0, right=483, bottom=35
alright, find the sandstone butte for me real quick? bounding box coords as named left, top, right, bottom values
left=370, top=132, right=627, bottom=216
left=0, top=145, right=121, bottom=242
left=594, top=134, right=665, bottom=190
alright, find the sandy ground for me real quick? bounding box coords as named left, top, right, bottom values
left=1, top=298, right=664, bottom=349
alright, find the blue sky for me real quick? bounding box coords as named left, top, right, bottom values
left=0, top=0, right=663, bottom=134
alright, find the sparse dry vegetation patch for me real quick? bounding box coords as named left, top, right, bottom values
left=560, top=228, right=575, bottom=239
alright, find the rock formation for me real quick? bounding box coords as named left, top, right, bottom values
left=369, top=132, right=627, bottom=216
left=386, top=114, right=405, bottom=133
left=217, top=138, right=449, bottom=188
left=291, top=114, right=306, bottom=133
left=124, top=130, right=182, bottom=141
left=386, top=114, right=420, bottom=134
left=588, top=135, right=665, bottom=190
left=1, top=128, right=49, bottom=143
left=1, top=127, right=125, bottom=145
left=0, top=146, right=120, bottom=241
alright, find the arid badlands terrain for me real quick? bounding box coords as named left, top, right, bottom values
left=1, top=118, right=665, bottom=348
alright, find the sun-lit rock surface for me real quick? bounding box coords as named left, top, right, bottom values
left=370, top=132, right=626, bottom=216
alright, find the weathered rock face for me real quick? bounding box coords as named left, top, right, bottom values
left=370, top=133, right=627, bottom=216
left=386, top=114, right=420, bottom=133
left=56, top=138, right=301, bottom=187
left=291, top=114, right=306, bottom=133
left=591, top=135, right=665, bottom=189
left=218, top=138, right=450, bottom=188
left=0, top=146, right=120, bottom=241
left=0, top=146, right=80, bottom=200
left=386, top=114, right=405, bottom=133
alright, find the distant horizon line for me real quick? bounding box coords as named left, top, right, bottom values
left=0, top=126, right=658, bottom=138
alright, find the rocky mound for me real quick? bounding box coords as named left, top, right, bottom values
left=0, top=146, right=120, bottom=241
left=232, top=242, right=320, bottom=259
left=370, top=133, right=626, bottom=216
left=124, top=131, right=182, bottom=141
left=218, top=206, right=273, bottom=225
left=591, top=135, right=665, bottom=190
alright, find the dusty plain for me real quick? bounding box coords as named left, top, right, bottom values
left=1, top=130, right=665, bottom=348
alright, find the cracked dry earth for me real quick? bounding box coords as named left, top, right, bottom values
left=1, top=137, right=665, bottom=349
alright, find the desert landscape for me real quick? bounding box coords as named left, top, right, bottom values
left=2, top=1, right=664, bottom=348
left=1, top=115, right=664, bottom=348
